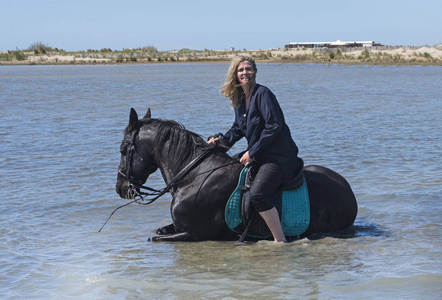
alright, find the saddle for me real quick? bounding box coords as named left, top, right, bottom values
left=225, top=157, right=310, bottom=240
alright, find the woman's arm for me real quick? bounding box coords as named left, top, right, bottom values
left=248, top=90, right=285, bottom=158
left=220, top=118, right=244, bottom=148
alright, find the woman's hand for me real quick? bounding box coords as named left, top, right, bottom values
left=240, top=151, right=253, bottom=166
left=207, top=137, right=220, bottom=145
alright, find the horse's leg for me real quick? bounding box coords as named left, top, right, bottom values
left=156, top=223, right=176, bottom=235
left=148, top=232, right=198, bottom=242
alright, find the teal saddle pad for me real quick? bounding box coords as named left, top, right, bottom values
left=225, top=167, right=310, bottom=237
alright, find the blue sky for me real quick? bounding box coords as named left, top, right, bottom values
left=2, top=0, right=441, bottom=51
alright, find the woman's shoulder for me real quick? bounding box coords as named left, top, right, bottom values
left=254, top=84, right=276, bottom=100
left=255, top=84, right=274, bottom=95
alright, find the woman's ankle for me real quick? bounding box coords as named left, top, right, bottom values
left=258, top=207, right=287, bottom=243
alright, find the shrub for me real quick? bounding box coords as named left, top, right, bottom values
left=336, top=49, right=343, bottom=58
left=358, top=49, right=371, bottom=61
left=0, top=53, right=12, bottom=61
left=14, top=49, right=26, bottom=61
left=362, top=49, right=370, bottom=59
left=423, top=52, right=433, bottom=60
left=28, top=42, right=52, bottom=53
left=143, top=46, right=158, bottom=53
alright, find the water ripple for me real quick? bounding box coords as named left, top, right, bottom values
left=0, top=64, right=441, bottom=299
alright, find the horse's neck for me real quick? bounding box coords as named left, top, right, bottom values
left=157, top=144, right=201, bottom=185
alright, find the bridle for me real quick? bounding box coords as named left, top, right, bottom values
left=117, top=128, right=161, bottom=200
left=99, top=127, right=239, bottom=232
left=117, top=127, right=225, bottom=203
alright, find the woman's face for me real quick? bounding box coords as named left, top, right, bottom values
left=236, top=61, right=256, bottom=86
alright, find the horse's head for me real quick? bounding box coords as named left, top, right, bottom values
left=116, top=108, right=159, bottom=199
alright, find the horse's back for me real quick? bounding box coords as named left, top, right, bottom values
left=302, top=165, right=357, bottom=235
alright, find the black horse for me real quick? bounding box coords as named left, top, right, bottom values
left=116, top=108, right=358, bottom=242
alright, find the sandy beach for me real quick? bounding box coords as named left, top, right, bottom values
left=1, top=46, right=442, bottom=65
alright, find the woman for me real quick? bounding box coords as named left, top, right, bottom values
left=208, top=56, right=300, bottom=242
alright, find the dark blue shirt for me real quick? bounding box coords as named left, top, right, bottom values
left=221, top=84, right=299, bottom=184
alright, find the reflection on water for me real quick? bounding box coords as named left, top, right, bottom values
left=1, top=64, right=441, bottom=299
left=307, top=221, right=390, bottom=240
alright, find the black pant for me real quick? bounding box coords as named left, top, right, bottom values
left=249, top=162, right=283, bottom=212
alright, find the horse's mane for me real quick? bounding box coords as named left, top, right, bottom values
left=137, top=118, right=210, bottom=166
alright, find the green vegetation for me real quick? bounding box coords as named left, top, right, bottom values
left=275, top=48, right=441, bottom=65
left=1, top=42, right=441, bottom=65
left=28, top=41, right=53, bottom=54
left=0, top=52, right=12, bottom=61
left=15, top=49, right=26, bottom=60
left=1, top=48, right=27, bottom=61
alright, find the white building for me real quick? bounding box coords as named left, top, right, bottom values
left=285, top=40, right=381, bottom=49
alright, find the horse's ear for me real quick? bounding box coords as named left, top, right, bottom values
left=144, top=108, right=151, bottom=119
left=129, top=108, right=138, bottom=130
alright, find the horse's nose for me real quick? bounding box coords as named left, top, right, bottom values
left=116, top=180, right=137, bottom=199
left=116, top=178, right=127, bottom=198
left=116, top=183, right=123, bottom=198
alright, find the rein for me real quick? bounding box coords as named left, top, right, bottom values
left=131, top=145, right=216, bottom=204
left=99, top=135, right=238, bottom=232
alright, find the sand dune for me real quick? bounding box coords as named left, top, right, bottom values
left=2, top=46, right=441, bottom=65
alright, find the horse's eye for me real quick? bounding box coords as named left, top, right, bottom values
left=120, top=143, right=128, bottom=155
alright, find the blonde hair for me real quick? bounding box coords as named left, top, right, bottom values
left=220, top=56, right=257, bottom=107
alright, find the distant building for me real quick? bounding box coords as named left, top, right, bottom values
left=285, top=40, right=382, bottom=49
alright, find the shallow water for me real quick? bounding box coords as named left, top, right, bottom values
left=1, top=63, right=441, bottom=299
